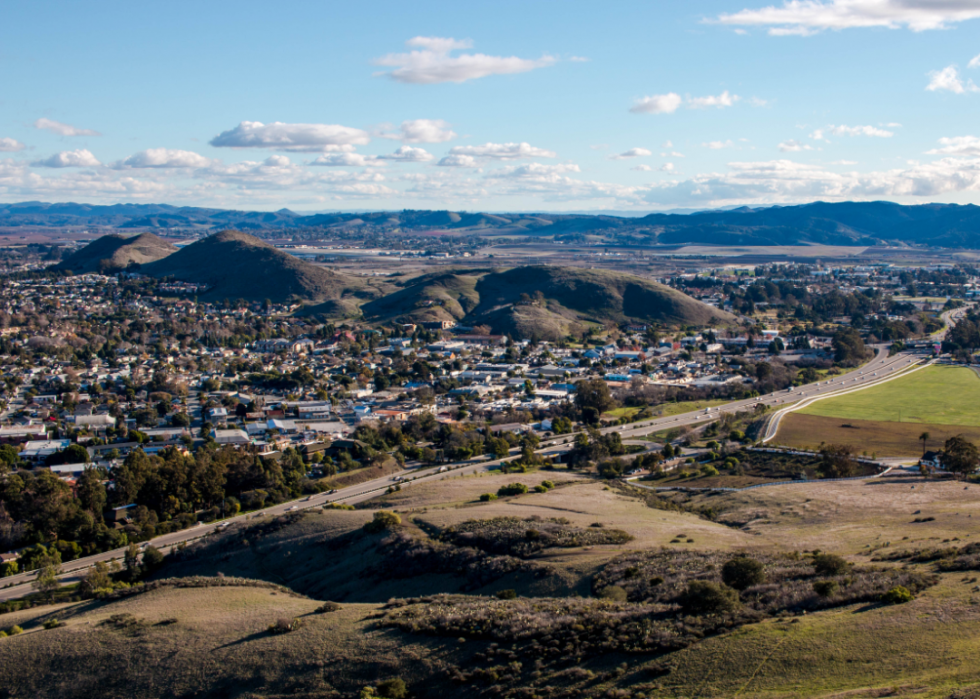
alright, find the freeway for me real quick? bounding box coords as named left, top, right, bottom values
left=0, top=345, right=927, bottom=602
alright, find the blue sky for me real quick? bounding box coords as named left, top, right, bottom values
left=2, top=0, right=980, bottom=212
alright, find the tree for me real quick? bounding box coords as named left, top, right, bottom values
left=819, top=444, right=857, bottom=479
left=721, top=556, right=765, bottom=591
left=812, top=553, right=850, bottom=576
left=32, top=558, right=62, bottom=600
left=919, top=431, right=930, bottom=457
left=942, top=435, right=979, bottom=477
left=679, top=580, right=740, bottom=615
left=76, top=467, right=106, bottom=521
left=575, top=378, right=615, bottom=414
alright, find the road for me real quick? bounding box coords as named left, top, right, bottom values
left=0, top=345, right=928, bottom=602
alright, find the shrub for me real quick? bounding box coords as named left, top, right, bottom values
left=42, top=618, right=64, bottom=629
left=813, top=580, right=838, bottom=597
left=7, top=625, right=22, bottom=635
left=679, top=581, right=740, bottom=615
left=812, top=553, right=850, bottom=576
left=533, top=485, right=548, bottom=493
left=497, top=483, right=529, bottom=497
left=0, top=631, right=6, bottom=638
left=598, top=585, right=628, bottom=602
left=496, top=589, right=518, bottom=600
left=541, top=480, right=555, bottom=489
left=700, top=464, right=719, bottom=477
left=325, top=503, right=355, bottom=511
left=881, top=586, right=913, bottom=605
left=316, top=601, right=342, bottom=613
left=268, top=617, right=304, bottom=634
left=721, top=556, right=765, bottom=591
left=376, top=678, right=408, bottom=699
left=479, top=493, right=498, bottom=502
left=364, top=511, right=402, bottom=534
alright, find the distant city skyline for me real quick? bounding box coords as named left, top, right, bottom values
left=3, top=0, right=980, bottom=211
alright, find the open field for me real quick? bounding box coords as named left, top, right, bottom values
left=775, top=412, right=980, bottom=456
left=605, top=399, right=730, bottom=420
left=799, top=365, right=980, bottom=427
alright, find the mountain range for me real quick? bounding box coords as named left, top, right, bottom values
left=6, top=200, right=980, bottom=247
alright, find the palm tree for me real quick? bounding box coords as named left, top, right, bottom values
left=920, top=431, right=930, bottom=456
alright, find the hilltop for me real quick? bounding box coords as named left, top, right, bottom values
left=360, top=266, right=734, bottom=339
left=55, top=233, right=178, bottom=274
left=140, top=230, right=386, bottom=307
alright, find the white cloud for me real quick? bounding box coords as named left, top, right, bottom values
left=631, top=164, right=652, bottom=171
left=703, top=140, right=735, bottom=149
left=715, top=1, right=980, bottom=35
left=209, top=121, right=370, bottom=152
left=0, top=138, right=25, bottom=152
left=381, top=119, right=456, bottom=143
left=33, top=118, right=100, bottom=137
left=829, top=124, right=894, bottom=137
left=971, top=53, right=980, bottom=68
left=309, top=153, right=385, bottom=167
left=373, top=36, right=555, bottom=84
left=688, top=90, right=740, bottom=109
left=437, top=154, right=480, bottom=167
left=486, top=163, right=582, bottom=179
left=810, top=128, right=827, bottom=141
left=611, top=147, right=653, bottom=159
left=112, top=148, right=212, bottom=169
left=926, top=135, right=980, bottom=156
left=31, top=149, right=101, bottom=168
left=661, top=151, right=686, bottom=158
left=377, top=146, right=435, bottom=162
left=446, top=142, right=557, bottom=160
left=630, top=93, right=683, bottom=114
left=779, top=139, right=813, bottom=152
left=660, top=163, right=676, bottom=172
left=829, top=160, right=858, bottom=165
left=926, top=65, right=979, bottom=93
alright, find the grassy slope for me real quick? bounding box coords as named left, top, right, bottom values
left=799, top=365, right=980, bottom=426
left=57, top=233, right=178, bottom=273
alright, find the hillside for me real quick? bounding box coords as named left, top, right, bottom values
left=140, top=230, right=385, bottom=306
left=55, top=233, right=178, bottom=274
left=8, top=201, right=980, bottom=247
left=360, top=265, right=734, bottom=339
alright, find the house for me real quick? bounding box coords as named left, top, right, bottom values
left=105, top=503, right=137, bottom=524
left=21, top=439, right=71, bottom=463
left=920, top=450, right=942, bottom=470
left=213, top=429, right=249, bottom=445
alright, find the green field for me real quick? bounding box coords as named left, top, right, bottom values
left=605, top=399, right=729, bottom=420
left=798, top=365, right=980, bottom=427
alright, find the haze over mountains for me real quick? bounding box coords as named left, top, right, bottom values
left=6, top=200, right=980, bottom=247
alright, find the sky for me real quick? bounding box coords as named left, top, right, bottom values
left=2, top=0, right=980, bottom=213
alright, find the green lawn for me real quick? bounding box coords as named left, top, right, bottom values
left=798, top=365, right=980, bottom=426
left=604, top=399, right=729, bottom=420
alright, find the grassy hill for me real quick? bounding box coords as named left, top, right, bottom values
left=56, top=233, right=178, bottom=273
left=361, top=265, right=734, bottom=339
left=141, top=230, right=387, bottom=307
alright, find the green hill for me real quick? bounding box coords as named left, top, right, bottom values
left=141, top=230, right=385, bottom=306
left=361, top=265, right=734, bottom=338
left=56, top=233, right=178, bottom=274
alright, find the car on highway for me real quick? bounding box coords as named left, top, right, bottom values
left=286, top=505, right=298, bottom=511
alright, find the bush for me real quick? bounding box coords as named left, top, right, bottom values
left=325, top=503, right=355, bottom=511
left=881, top=586, right=913, bottom=605
left=721, top=556, right=765, bottom=591
left=541, top=480, right=555, bottom=489
left=42, top=618, right=64, bottom=629
left=700, top=464, right=719, bottom=477
left=364, top=511, right=402, bottom=534
left=268, top=617, right=304, bottom=634
left=479, top=493, right=498, bottom=502
left=7, top=625, right=22, bottom=635
left=813, top=580, right=838, bottom=597
left=496, top=589, right=517, bottom=600
left=315, top=601, right=342, bottom=613
left=497, top=483, right=529, bottom=497
left=533, top=485, right=548, bottom=493
left=597, top=585, right=628, bottom=602
left=679, top=581, right=740, bottom=615
left=812, top=553, right=850, bottom=576
left=376, top=678, right=408, bottom=699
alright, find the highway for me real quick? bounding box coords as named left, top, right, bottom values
left=0, top=344, right=932, bottom=602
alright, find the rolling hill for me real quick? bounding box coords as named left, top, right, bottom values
left=360, top=266, right=734, bottom=339
left=55, top=233, right=178, bottom=274
left=140, top=230, right=386, bottom=307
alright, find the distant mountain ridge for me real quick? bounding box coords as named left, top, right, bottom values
left=7, top=200, right=980, bottom=247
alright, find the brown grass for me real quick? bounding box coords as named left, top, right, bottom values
left=774, top=413, right=980, bottom=457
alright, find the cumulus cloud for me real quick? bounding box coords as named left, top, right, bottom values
left=33, top=118, right=100, bottom=137
left=926, top=135, right=980, bottom=156
left=779, top=139, right=813, bottom=152
left=308, top=153, right=385, bottom=167
left=611, top=147, right=653, bottom=159
left=630, top=93, right=683, bottom=114
left=209, top=121, right=370, bottom=152
left=373, top=36, right=555, bottom=84
left=661, top=150, right=686, bottom=158
left=926, top=65, right=979, bottom=93
left=112, top=148, right=212, bottom=169
left=660, top=163, right=676, bottom=172
left=32, top=149, right=101, bottom=168
left=0, top=138, right=25, bottom=152
left=829, top=124, right=894, bottom=137
left=631, top=164, right=652, bottom=171
left=377, top=146, right=435, bottom=162
left=971, top=53, right=980, bottom=69
left=445, top=142, right=557, bottom=160
left=381, top=119, right=456, bottom=143
left=688, top=90, right=740, bottom=109
left=485, top=163, right=582, bottom=179
left=703, top=140, right=735, bottom=149
left=437, top=154, right=480, bottom=167
left=715, top=0, right=980, bottom=35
